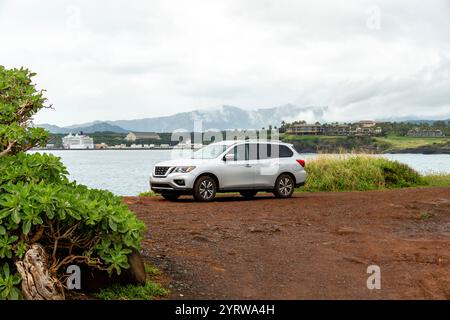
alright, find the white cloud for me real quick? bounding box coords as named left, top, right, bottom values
left=0, top=0, right=449, bottom=125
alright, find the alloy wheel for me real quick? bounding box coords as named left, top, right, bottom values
left=279, top=177, right=293, bottom=196
left=274, top=174, right=294, bottom=198
left=200, top=180, right=214, bottom=199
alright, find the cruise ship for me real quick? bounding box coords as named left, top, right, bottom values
left=62, top=133, right=94, bottom=149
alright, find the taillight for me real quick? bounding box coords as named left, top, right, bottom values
left=296, top=159, right=305, bottom=167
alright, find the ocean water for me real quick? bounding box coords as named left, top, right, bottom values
left=29, top=150, right=450, bottom=196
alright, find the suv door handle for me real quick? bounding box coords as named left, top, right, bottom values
left=245, top=164, right=252, bottom=168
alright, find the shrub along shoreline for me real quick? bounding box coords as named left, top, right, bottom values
left=301, top=155, right=450, bottom=192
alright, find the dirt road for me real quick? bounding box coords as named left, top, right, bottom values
left=125, top=187, right=450, bottom=299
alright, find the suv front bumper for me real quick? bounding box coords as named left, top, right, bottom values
left=150, top=172, right=196, bottom=194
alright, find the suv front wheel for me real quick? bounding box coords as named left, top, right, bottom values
left=273, top=174, right=295, bottom=198
left=194, top=176, right=217, bottom=202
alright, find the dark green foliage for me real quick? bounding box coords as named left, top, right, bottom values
left=0, top=66, right=146, bottom=300
left=0, top=152, right=146, bottom=298
left=0, top=263, right=21, bottom=300
left=0, top=66, right=49, bottom=155
left=375, top=158, right=425, bottom=188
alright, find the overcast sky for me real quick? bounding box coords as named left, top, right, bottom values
left=1, top=0, right=449, bottom=126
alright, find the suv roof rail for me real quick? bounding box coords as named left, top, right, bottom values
left=244, top=138, right=283, bottom=142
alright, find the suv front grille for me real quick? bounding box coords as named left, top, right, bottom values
left=154, top=166, right=171, bottom=176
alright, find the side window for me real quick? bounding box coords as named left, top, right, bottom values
left=258, top=143, right=271, bottom=159
left=248, top=143, right=258, bottom=161
left=227, top=144, right=246, bottom=161
left=279, top=145, right=294, bottom=158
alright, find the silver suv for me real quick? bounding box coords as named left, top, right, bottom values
left=150, top=140, right=307, bottom=201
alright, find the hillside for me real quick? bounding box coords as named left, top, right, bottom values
left=281, top=134, right=450, bottom=154
left=37, top=105, right=327, bottom=133
left=37, top=122, right=127, bottom=134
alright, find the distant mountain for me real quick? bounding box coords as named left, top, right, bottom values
left=37, top=123, right=68, bottom=134
left=106, top=104, right=326, bottom=132
left=37, top=105, right=327, bottom=133
left=64, top=120, right=104, bottom=129
left=36, top=122, right=128, bottom=134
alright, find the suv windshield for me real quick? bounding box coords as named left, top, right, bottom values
left=192, top=144, right=229, bottom=159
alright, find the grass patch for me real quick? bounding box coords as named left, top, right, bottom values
left=145, top=264, right=162, bottom=277
left=422, top=173, right=450, bottom=187
left=95, top=263, right=168, bottom=300
left=302, top=155, right=429, bottom=192
left=374, top=135, right=449, bottom=151
left=138, top=190, right=156, bottom=197
left=420, top=212, right=431, bottom=220
left=95, top=281, right=167, bottom=300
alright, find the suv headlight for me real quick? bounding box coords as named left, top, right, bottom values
left=171, top=166, right=196, bottom=173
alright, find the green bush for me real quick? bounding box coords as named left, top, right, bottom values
left=0, top=155, right=146, bottom=298
left=303, top=155, right=426, bottom=192
left=0, top=66, right=146, bottom=299
left=375, top=158, right=425, bottom=188
left=95, top=281, right=167, bottom=300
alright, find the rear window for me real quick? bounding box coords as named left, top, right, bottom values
left=279, top=145, right=294, bottom=158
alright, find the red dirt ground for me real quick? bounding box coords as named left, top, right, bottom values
left=124, top=187, right=450, bottom=300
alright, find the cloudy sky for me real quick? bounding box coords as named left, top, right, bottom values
left=1, top=0, right=449, bottom=126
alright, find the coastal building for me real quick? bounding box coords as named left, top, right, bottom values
left=407, top=128, right=444, bottom=137
left=286, top=124, right=323, bottom=135
left=286, top=120, right=382, bottom=136
left=323, top=124, right=351, bottom=135
left=62, top=133, right=94, bottom=149
left=125, top=132, right=161, bottom=142
left=357, top=120, right=377, bottom=128
left=354, top=120, right=382, bottom=135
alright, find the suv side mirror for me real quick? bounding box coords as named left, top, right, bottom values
left=223, top=154, right=234, bottom=161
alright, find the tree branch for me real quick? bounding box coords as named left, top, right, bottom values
left=0, top=140, right=16, bottom=158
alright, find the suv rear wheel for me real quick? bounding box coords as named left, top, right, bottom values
left=240, top=191, right=257, bottom=199
left=194, top=176, right=217, bottom=202
left=161, top=193, right=180, bottom=201
left=273, top=174, right=294, bottom=198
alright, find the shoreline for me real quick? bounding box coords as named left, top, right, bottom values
left=32, top=148, right=450, bottom=154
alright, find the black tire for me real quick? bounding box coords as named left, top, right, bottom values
left=161, top=193, right=180, bottom=201
left=273, top=174, right=295, bottom=198
left=240, top=191, right=258, bottom=199
left=193, top=176, right=217, bottom=202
